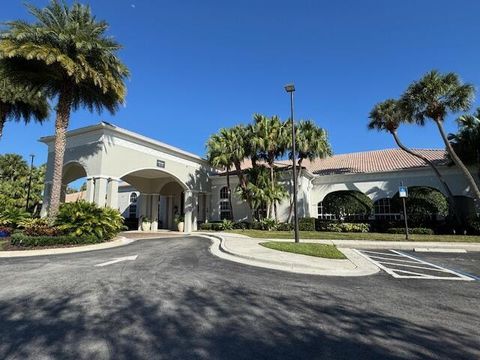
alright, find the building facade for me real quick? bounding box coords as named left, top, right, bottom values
left=44, top=122, right=479, bottom=231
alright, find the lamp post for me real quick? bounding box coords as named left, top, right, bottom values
left=285, top=83, right=300, bottom=243
left=25, top=154, right=35, bottom=212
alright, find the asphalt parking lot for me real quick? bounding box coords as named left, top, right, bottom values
left=0, top=236, right=479, bottom=360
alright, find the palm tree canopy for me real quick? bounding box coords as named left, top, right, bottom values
left=295, top=120, right=332, bottom=162
left=251, top=114, right=288, bottom=163
left=0, top=61, right=49, bottom=124
left=449, top=109, right=480, bottom=165
left=401, top=70, right=475, bottom=124
left=368, top=99, right=408, bottom=133
left=0, top=0, right=129, bottom=114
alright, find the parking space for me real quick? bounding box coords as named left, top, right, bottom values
left=356, top=249, right=477, bottom=281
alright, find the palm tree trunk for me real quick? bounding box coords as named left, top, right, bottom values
left=434, top=120, right=480, bottom=203
left=0, top=113, right=5, bottom=140
left=48, top=87, right=72, bottom=219
left=391, top=130, right=460, bottom=223
left=226, top=168, right=234, bottom=220
left=0, top=104, right=8, bottom=140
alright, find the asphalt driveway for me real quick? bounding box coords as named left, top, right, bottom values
left=0, top=236, right=478, bottom=359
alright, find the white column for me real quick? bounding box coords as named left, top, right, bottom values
left=93, top=177, right=108, bottom=207
left=85, top=177, right=95, bottom=203
left=184, top=190, right=193, bottom=233
left=106, top=178, right=119, bottom=209
left=167, top=197, right=173, bottom=229
left=151, top=194, right=159, bottom=231
left=192, top=192, right=198, bottom=231
left=40, top=182, right=52, bottom=218
left=138, top=194, right=148, bottom=231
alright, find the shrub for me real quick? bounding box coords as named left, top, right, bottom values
left=0, top=208, right=30, bottom=228
left=298, top=217, right=316, bottom=231
left=322, top=191, right=373, bottom=218
left=55, top=201, right=125, bottom=240
left=18, top=217, right=62, bottom=236
left=0, top=226, right=13, bottom=237
left=199, top=223, right=212, bottom=231
left=219, top=219, right=234, bottom=231
left=277, top=222, right=293, bottom=231
left=318, top=222, right=370, bottom=233
left=10, top=233, right=102, bottom=247
left=233, top=221, right=251, bottom=230
left=252, top=218, right=278, bottom=231
left=467, top=217, right=480, bottom=235
left=387, top=227, right=434, bottom=235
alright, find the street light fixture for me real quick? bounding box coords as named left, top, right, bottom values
left=284, top=83, right=300, bottom=243
left=25, top=154, right=35, bottom=212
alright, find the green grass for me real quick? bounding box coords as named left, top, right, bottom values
left=226, top=230, right=480, bottom=242
left=0, top=239, right=7, bottom=250
left=260, top=241, right=346, bottom=259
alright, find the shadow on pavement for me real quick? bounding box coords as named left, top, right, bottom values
left=0, top=280, right=478, bottom=360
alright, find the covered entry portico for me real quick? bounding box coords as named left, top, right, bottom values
left=40, top=122, right=212, bottom=232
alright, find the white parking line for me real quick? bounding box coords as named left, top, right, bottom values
left=354, top=249, right=475, bottom=281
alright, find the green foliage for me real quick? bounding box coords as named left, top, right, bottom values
left=387, top=228, right=434, bottom=235
left=392, top=187, right=448, bottom=227
left=317, top=222, right=370, bottom=233
left=0, top=154, right=45, bottom=214
left=199, top=222, right=223, bottom=231
left=0, top=207, right=30, bottom=228
left=21, top=218, right=61, bottom=236
left=322, top=191, right=373, bottom=217
left=233, top=221, right=251, bottom=230
left=10, top=233, right=102, bottom=247
left=276, top=222, right=293, bottom=231
left=467, top=217, right=480, bottom=235
left=174, top=214, right=184, bottom=224
left=55, top=201, right=124, bottom=240
left=449, top=109, right=480, bottom=167
left=219, top=219, right=234, bottom=231
left=298, top=217, right=316, bottom=231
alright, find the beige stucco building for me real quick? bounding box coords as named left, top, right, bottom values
left=40, top=122, right=479, bottom=231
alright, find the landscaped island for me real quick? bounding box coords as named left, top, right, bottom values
left=260, top=242, right=346, bottom=259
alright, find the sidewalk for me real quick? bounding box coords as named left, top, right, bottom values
left=200, top=232, right=380, bottom=277
left=199, top=232, right=480, bottom=277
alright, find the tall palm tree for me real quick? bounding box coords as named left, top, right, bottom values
left=207, top=131, right=234, bottom=219
left=401, top=70, right=480, bottom=202
left=368, top=99, right=458, bottom=221
left=0, top=0, right=129, bottom=218
left=0, top=62, right=49, bottom=140
left=287, top=120, right=332, bottom=222
left=250, top=114, right=288, bottom=219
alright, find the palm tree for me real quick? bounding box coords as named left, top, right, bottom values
left=250, top=114, right=288, bottom=219
left=207, top=131, right=234, bottom=220
left=0, top=0, right=129, bottom=218
left=0, top=62, right=49, bottom=140
left=401, top=70, right=480, bottom=202
left=287, top=120, right=332, bottom=222
left=368, top=99, right=459, bottom=221
left=449, top=109, right=480, bottom=174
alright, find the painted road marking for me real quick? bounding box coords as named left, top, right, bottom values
left=355, top=250, right=475, bottom=281
left=95, top=255, right=138, bottom=267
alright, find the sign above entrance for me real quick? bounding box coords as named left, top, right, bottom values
left=157, top=160, right=165, bottom=168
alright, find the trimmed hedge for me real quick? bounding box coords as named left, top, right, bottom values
left=299, top=218, right=316, bottom=231
left=10, top=233, right=104, bottom=247
left=387, top=227, right=434, bottom=235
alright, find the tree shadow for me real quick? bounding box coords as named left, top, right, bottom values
left=0, top=280, right=478, bottom=359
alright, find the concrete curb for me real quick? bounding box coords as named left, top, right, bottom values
left=0, top=236, right=134, bottom=258
left=196, top=233, right=380, bottom=277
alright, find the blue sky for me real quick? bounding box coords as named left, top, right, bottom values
left=2, top=0, right=480, bottom=169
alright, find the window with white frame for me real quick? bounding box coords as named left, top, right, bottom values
left=317, top=201, right=336, bottom=220
left=219, top=186, right=231, bottom=220
left=129, top=192, right=138, bottom=219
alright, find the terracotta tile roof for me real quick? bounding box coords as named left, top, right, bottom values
left=295, top=148, right=449, bottom=176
